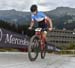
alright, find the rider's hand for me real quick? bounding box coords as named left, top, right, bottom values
left=28, top=26, right=32, bottom=30
left=48, top=28, right=52, bottom=31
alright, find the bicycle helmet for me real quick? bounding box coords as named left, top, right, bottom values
left=30, top=4, right=37, bottom=12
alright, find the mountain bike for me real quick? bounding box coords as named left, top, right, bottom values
left=28, top=28, right=47, bottom=61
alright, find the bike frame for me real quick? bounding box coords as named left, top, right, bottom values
left=35, top=30, right=46, bottom=50
left=35, top=31, right=44, bottom=40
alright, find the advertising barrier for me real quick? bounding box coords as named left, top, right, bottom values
left=0, top=28, right=61, bottom=52
left=0, top=28, right=29, bottom=48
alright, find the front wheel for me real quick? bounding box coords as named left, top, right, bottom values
left=28, top=35, right=40, bottom=61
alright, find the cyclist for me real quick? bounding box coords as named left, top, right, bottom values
left=29, top=4, right=53, bottom=43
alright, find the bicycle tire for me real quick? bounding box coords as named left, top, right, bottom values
left=28, top=35, right=40, bottom=61
left=41, top=43, right=47, bottom=59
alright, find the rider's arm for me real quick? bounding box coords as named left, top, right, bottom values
left=40, top=12, right=53, bottom=29
left=45, top=16, right=53, bottom=29
left=29, top=20, right=34, bottom=28
left=29, top=15, right=35, bottom=29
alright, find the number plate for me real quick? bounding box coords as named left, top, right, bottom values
left=35, top=28, right=42, bottom=32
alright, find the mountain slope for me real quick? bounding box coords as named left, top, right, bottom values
left=0, top=7, right=75, bottom=29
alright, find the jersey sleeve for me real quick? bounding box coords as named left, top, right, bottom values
left=40, top=12, right=47, bottom=19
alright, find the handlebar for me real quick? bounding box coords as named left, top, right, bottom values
left=28, top=27, right=53, bottom=32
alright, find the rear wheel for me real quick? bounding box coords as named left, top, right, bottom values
left=28, top=35, right=40, bottom=61
left=41, top=42, right=47, bottom=59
